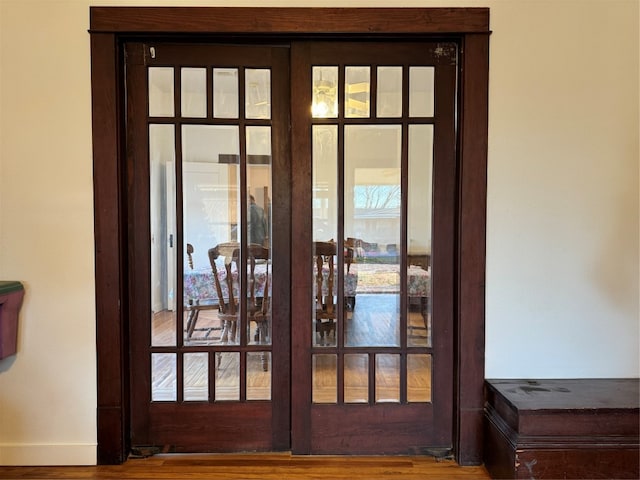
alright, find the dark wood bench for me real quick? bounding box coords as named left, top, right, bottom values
left=484, top=378, right=639, bottom=479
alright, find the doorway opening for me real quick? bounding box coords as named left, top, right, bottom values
left=89, top=7, right=489, bottom=465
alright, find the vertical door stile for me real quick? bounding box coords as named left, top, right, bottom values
left=290, top=41, right=313, bottom=455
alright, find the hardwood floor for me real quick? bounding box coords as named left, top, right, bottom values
left=0, top=453, right=490, bottom=479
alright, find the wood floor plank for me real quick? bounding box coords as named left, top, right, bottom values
left=0, top=453, right=490, bottom=479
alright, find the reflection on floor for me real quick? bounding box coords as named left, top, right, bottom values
left=151, top=293, right=431, bottom=403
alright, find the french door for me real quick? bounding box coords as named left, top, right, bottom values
left=290, top=42, right=457, bottom=454
left=127, top=43, right=291, bottom=451
left=126, top=40, right=457, bottom=454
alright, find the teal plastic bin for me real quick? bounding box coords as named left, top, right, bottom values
left=0, top=281, right=24, bottom=359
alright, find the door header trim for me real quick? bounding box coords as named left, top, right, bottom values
left=90, top=7, right=489, bottom=35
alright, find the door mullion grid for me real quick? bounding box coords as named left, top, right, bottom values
left=399, top=61, right=411, bottom=404
left=175, top=117, right=185, bottom=351
left=207, top=66, right=213, bottom=120
left=370, top=64, right=378, bottom=123
left=336, top=353, right=345, bottom=404
left=368, top=353, right=376, bottom=405
left=336, top=63, right=347, bottom=403
left=209, top=349, right=217, bottom=403
left=238, top=67, right=249, bottom=401
left=176, top=352, right=185, bottom=402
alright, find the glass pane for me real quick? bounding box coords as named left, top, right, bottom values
left=184, top=352, right=208, bottom=401
left=376, top=66, right=402, bottom=118
left=345, top=66, right=370, bottom=118
left=312, top=66, right=338, bottom=118
left=313, top=354, right=337, bottom=404
left=246, top=126, right=272, bottom=346
left=312, top=126, right=338, bottom=347
left=375, top=354, right=400, bottom=403
left=407, top=125, right=433, bottom=348
left=148, top=67, right=174, bottom=117
left=181, top=67, right=207, bottom=118
left=245, top=69, right=271, bottom=119
left=213, top=68, right=239, bottom=119
left=344, top=354, right=368, bottom=403
left=216, top=352, right=240, bottom=401
left=182, top=125, right=240, bottom=345
left=150, top=124, right=176, bottom=347
left=344, top=125, right=402, bottom=348
left=312, top=126, right=338, bottom=242
left=247, top=352, right=271, bottom=400
left=246, top=127, right=272, bottom=248
left=407, top=354, right=432, bottom=403
left=409, top=67, right=435, bottom=117
left=151, top=353, right=176, bottom=401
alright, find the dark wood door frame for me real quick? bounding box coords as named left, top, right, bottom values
left=89, top=7, right=489, bottom=466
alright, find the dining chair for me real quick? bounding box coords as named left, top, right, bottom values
left=184, top=243, right=221, bottom=342
left=208, top=242, right=271, bottom=370
left=313, top=241, right=338, bottom=345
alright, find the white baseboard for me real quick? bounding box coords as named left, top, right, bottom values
left=0, top=443, right=96, bottom=466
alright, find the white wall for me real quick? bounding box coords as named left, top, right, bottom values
left=485, top=0, right=639, bottom=378
left=0, top=0, right=637, bottom=466
left=0, top=0, right=97, bottom=466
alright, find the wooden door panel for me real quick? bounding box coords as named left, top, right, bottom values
left=126, top=42, right=291, bottom=452
left=310, top=404, right=435, bottom=454
left=290, top=41, right=458, bottom=454
left=147, top=404, right=272, bottom=452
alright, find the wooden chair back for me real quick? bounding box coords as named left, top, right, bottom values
left=208, top=242, right=240, bottom=316
left=207, top=242, right=271, bottom=354
left=313, top=241, right=337, bottom=342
